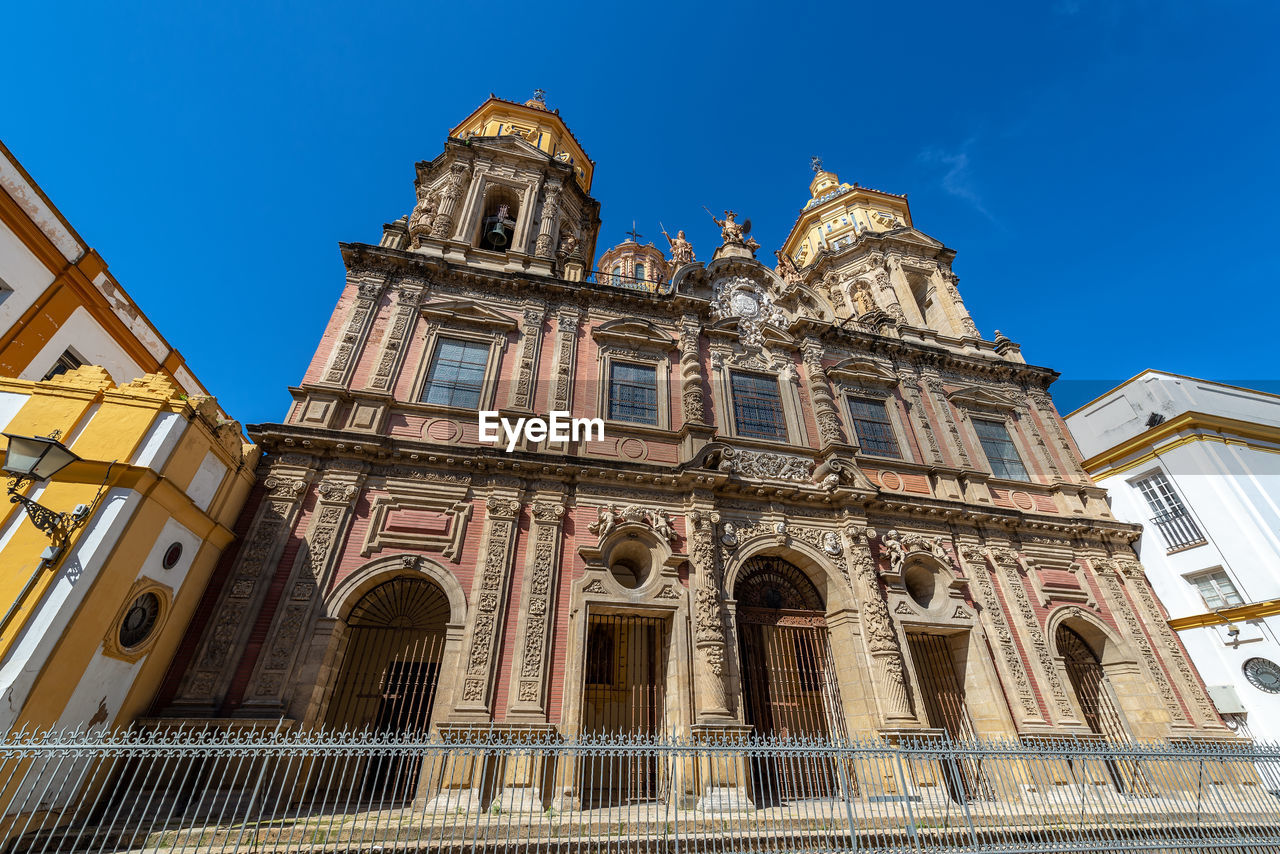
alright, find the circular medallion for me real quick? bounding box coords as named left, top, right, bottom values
left=879, top=471, right=903, bottom=492
left=1010, top=490, right=1035, bottom=511
left=119, top=593, right=161, bottom=649
left=1244, top=658, right=1280, bottom=693
left=161, top=542, right=183, bottom=570
left=620, top=438, right=647, bottom=460
left=730, top=290, right=760, bottom=318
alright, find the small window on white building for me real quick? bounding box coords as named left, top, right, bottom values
left=1134, top=471, right=1205, bottom=551
left=0, top=274, right=12, bottom=305
left=42, top=349, right=85, bottom=381
left=1186, top=569, right=1243, bottom=610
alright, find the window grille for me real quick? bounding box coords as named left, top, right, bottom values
left=730, top=372, right=788, bottom=441
left=608, top=362, right=658, bottom=425
left=421, top=338, right=489, bottom=409
left=972, top=418, right=1030, bottom=481
left=1135, top=471, right=1205, bottom=551
left=1188, top=569, right=1243, bottom=610
left=849, top=397, right=902, bottom=458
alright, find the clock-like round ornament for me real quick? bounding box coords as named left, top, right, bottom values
left=1243, top=657, right=1280, bottom=693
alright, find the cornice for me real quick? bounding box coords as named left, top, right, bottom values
left=1081, top=410, right=1280, bottom=475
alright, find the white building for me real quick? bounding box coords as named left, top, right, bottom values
left=1066, top=371, right=1280, bottom=741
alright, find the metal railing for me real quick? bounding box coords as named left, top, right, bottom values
left=583, top=270, right=674, bottom=296
left=1150, top=508, right=1207, bottom=551
left=1, top=727, right=1279, bottom=853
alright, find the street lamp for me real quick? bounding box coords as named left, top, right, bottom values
left=2, top=431, right=89, bottom=564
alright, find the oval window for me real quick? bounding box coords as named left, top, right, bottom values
left=162, top=542, right=183, bottom=570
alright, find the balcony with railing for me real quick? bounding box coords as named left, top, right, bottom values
left=1150, top=508, right=1207, bottom=552
left=584, top=268, right=675, bottom=296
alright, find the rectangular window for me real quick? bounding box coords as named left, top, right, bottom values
left=634, top=263, right=646, bottom=282
left=608, top=361, right=658, bottom=425
left=421, top=337, right=489, bottom=409
left=848, top=397, right=901, bottom=458
left=42, top=349, right=84, bottom=382
left=730, top=371, right=787, bottom=441
left=1135, top=471, right=1205, bottom=550
left=973, top=418, right=1030, bottom=481
left=1187, top=569, right=1243, bottom=610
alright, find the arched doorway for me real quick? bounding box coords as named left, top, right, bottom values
left=735, top=555, right=848, bottom=803
left=1056, top=623, right=1141, bottom=793
left=324, top=578, right=450, bottom=736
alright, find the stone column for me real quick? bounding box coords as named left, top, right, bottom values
left=957, top=543, right=1045, bottom=725
left=506, top=497, right=566, bottom=719
left=241, top=469, right=365, bottom=715
left=896, top=370, right=945, bottom=467
left=533, top=181, right=561, bottom=259
left=920, top=372, right=973, bottom=470
left=802, top=337, right=846, bottom=449
left=1028, top=390, right=1090, bottom=484
left=364, top=279, right=424, bottom=393
left=1016, top=403, right=1062, bottom=481
left=937, top=267, right=979, bottom=337
left=323, top=276, right=387, bottom=387
left=169, top=462, right=314, bottom=713
left=430, top=161, right=471, bottom=239
left=678, top=315, right=707, bottom=425
left=548, top=307, right=580, bottom=451
left=882, top=257, right=914, bottom=325
left=454, top=492, right=523, bottom=718
left=850, top=529, right=914, bottom=724
left=688, top=508, right=731, bottom=722
left=874, top=269, right=907, bottom=324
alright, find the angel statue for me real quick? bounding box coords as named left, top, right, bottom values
left=661, top=226, right=695, bottom=267
left=705, top=208, right=751, bottom=247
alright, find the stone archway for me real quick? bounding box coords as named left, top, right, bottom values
left=733, top=554, right=848, bottom=804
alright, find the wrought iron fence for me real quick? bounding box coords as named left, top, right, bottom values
left=1, top=726, right=1279, bottom=853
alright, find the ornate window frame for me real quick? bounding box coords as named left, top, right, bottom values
left=946, top=387, right=1036, bottom=483
left=591, top=319, right=677, bottom=433
left=829, top=359, right=913, bottom=463
left=103, top=577, right=173, bottom=663
left=409, top=303, right=515, bottom=414
left=708, top=336, right=808, bottom=448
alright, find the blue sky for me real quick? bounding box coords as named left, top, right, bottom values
left=3, top=1, right=1277, bottom=424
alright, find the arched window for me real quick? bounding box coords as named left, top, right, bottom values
left=477, top=186, right=520, bottom=252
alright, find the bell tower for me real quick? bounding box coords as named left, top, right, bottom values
left=386, top=92, right=602, bottom=280
left=776, top=162, right=989, bottom=351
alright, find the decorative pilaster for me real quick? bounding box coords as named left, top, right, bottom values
left=679, top=315, right=706, bottom=424
left=921, top=374, right=973, bottom=469
left=456, top=493, right=523, bottom=715
left=852, top=530, right=913, bottom=723
left=877, top=262, right=908, bottom=324
left=959, top=544, right=1043, bottom=723
left=938, top=268, right=979, bottom=337
left=1092, top=558, right=1192, bottom=727
left=430, top=161, right=471, bottom=239
left=365, top=279, right=424, bottom=393
left=323, top=276, right=387, bottom=386
left=242, top=471, right=364, bottom=711
left=506, top=498, right=565, bottom=718
left=533, top=181, right=562, bottom=259
left=1028, top=390, right=1090, bottom=483
left=688, top=507, right=730, bottom=721
left=549, top=307, right=580, bottom=428
left=802, top=337, right=845, bottom=447
left=1017, top=403, right=1062, bottom=481
left=988, top=546, right=1075, bottom=722
left=896, top=371, right=944, bottom=466
left=508, top=304, right=546, bottom=411
left=171, top=464, right=314, bottom=710
left=1117, top=559, right=1220, bottom=725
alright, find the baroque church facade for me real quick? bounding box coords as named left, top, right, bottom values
left=152, top=94, right=1227, bottom=770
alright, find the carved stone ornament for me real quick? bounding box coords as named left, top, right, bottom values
left=586, top=504, right=678, bottom=545
left=710, top=275, right=789, bottom=350
left=880, top=529, right=906, bottom=576
left=716, top=446, right=814, bottom=483
left=823, top=531, right=843, bottom=556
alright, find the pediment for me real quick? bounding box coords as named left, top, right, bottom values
left=828, top=358, right=898, bottom=387
left=946, top=386, right=1020, bottom=411
left=591, top=318, right=678, bottom=351
left=469, top=134, right=555, bottom=163
left=885, top=227, right=945, bottom=250
left=420, top=299, right=519, bottom=331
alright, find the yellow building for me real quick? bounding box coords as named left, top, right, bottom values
left=0, top=141, right=257, bottom=733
